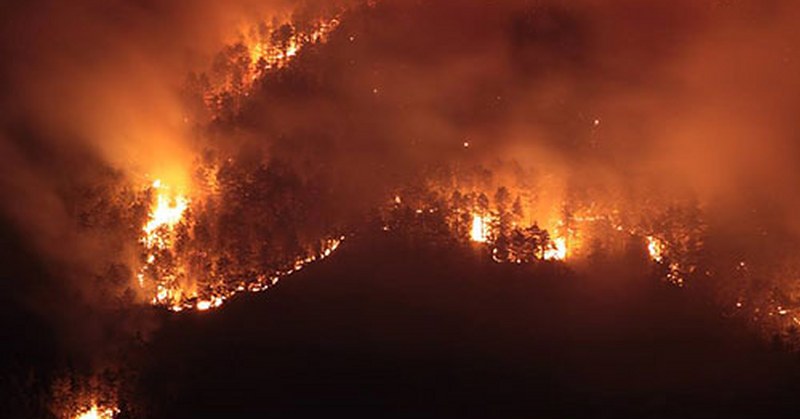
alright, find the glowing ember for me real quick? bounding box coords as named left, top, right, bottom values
left=73, top=403, right=118, bottom=419
left=470, top=214, right=489, bottom=243
left=544, top=236, right=567, bottom=261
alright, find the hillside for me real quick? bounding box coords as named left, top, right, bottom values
left=137, top=234, right=800, bottom=418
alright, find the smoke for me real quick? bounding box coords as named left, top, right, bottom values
left=1, top=0, right=307, bottom=187
left=217, top=0, right=800, bottom=346
left=2, top=0, right=800, bottom=409
left=0, top=0, right=354, bottom=372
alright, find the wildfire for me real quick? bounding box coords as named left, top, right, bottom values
left=470, top=213, right=489, bottom=243
left=190, top=13, right=344, bottom=119
left=142, top=180, right=189, bottom=247
left=133, top=169, right=349, bottom=313
left=245, top=17, right=339, bottom=74
left=136, top=179, right=191, bottom=308
left=646, top=236, right=664, bottom=263
left=544, top=236, right=568, bottom=261
left=196, top=297, right=224, bottom=312
left=73, top=403, right=118, bottom=419
left=188, top=235, right=345, bottom=312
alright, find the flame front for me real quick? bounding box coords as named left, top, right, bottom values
left=195, top=14, right=342, bottom=119
left=136, top=178, right=345, bottom=312
left=73, top=403, right=118, bottom=419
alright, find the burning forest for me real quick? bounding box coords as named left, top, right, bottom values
left=3, top=0, right=800, bottom=417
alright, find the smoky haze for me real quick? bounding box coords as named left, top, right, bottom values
left=0, top=0, right=350, bottom=365
left=1, top=0, right=800, bottom=401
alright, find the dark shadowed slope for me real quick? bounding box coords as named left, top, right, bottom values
left=139, top=233, right=800, bottom=418
left=0, top=222, right=58, bottom=418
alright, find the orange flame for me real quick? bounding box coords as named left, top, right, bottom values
left=646, top=236, right=665, bottom=263
left=544, top=236, right=568, bottom=261
left=73, top=403, right=118, bottom=419
left=141, top=181, right=189, bottom=248
left=470, top=213, right=489, bottom=243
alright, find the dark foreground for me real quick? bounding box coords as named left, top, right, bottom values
left=136, top=235, right=800, bottom=418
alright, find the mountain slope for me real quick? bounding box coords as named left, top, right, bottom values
left=138, top=233, right=800, bottom=418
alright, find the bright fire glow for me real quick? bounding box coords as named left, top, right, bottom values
left=137, top=176, right=346, bottom=312
left=646, top=236, right=664, bottom=263
left=74, top=403, right=118, bottom=419
left=231, top=16, right=340, bottom=95
left=544, top=236, right=567, bottom=261
left=470, top=214, right=489, bottom=242
left=137, top=180, right=191, bottom=309
left=142, top=180, right=189, bottom=247
left=245, top=18, right=338, bottom=72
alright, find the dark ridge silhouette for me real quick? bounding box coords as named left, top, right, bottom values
left=0, top=220, right=60, bottom=418
left=137, top=232, right=800, bottom=418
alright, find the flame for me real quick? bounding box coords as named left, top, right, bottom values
left=73, top=403, right=118, bottom=419
left=245, top=18, right=338, bottom=71
left=136, top=173, right=347, bottom=313
left=234, top=16, right=339, bottom=94
left=137, top=180, right=191, bottom=309
left=544, top=236, right=568, bottom=261
left=470, top=213, right=489, bottom=243
left=142, top=180, right=189, bottom=246
left=178, top=235, right=344, bottom=312
left=646, top=236, right=664, bottom=263
left=135, top=15, right=345, bottom=312
left=193, top=14, right=342, bottom=119
left=466, top=208, right=567, bottom=261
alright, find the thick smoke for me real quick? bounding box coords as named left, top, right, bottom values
left=0, top=0, right=353, bottom=386
left=2, top=0, right=800, bottom=413
left=204, top=0, right=800, bottom=258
